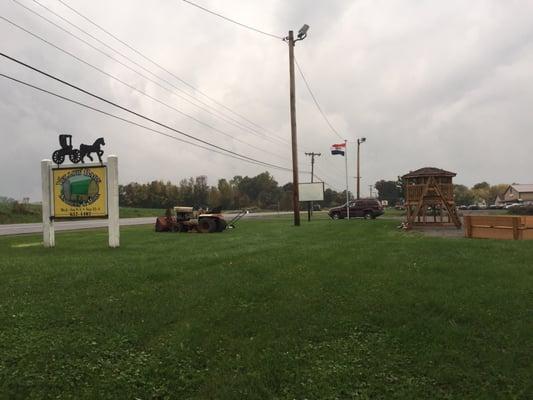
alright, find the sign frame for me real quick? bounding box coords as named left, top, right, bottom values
left=51, top=163, right=109, bottom=220
left=298, top=182, right=325, bottom=202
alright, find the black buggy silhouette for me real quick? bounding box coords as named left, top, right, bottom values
left=52, top=134, right=81, bottom=165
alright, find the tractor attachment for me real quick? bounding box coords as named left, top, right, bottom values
left=226, top=209, right=249, bottom=229
left=155, top=206, right=247, bottom=233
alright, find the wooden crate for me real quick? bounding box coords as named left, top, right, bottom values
left=464, top=215, right=533, bottom=240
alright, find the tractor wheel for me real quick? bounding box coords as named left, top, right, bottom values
left=177, top=223, right=189, bottom=232
left=52, top=150, right=65, bottom=165
left=216, top=219, right=227, bottom=232
left=155, top=217, right=167, bottom=232
left=69, top=149, right=81, bottom=164
left=197, top=218, right=216, bottom=233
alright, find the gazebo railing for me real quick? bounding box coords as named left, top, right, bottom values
left=405, top=183, right=454, bottom=202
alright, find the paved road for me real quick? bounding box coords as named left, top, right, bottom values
left=0, top=212, right=293, bottom=236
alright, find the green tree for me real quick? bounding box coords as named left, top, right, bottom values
left=374, top=180, right=403, bottom=206
left=488, top=184, right=509, bottom=204
left=454, top=184, right=475, bottom=205
left=217, top=179, right=234, bottom=209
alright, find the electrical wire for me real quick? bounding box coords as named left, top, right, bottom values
left=0, top=52, right=305, bottom=173
left=0, top=73, right=278, bottom=169
left=56, top=0, right=283, bottom=139
left=180, top=0, right=284, bottom=40
left=10, top=1, right=289, bottom=149
left=31, top=0, right=286, bottom=146
left=294, top=58, right=344, bottom=141
left=312, top=173, right=342, bottom=192
left=0, top=14, right=291, bottom=163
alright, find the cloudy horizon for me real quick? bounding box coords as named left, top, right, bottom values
left=1, top=0, right=533, bottom=201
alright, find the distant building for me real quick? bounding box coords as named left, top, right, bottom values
left=502, top=184, right=533, bottom=204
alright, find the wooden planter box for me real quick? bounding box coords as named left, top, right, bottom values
left=464, top=215, right=533, bottom=240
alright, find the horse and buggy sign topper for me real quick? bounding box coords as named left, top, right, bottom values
left=42, top=134, right=119, bottom=248
left=52, top=134, right=105, bottom=165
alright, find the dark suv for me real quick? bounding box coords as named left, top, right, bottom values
left=328, top=199, right=384, bottom=220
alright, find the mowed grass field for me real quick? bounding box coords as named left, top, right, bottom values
left=0, top=205, right=164, bottom=224
left=0, top=218, right=531, bottom=399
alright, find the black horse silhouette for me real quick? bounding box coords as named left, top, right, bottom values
left=80, top=137, right=105, bottom=163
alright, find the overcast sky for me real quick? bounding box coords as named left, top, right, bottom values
left=1, top=0, right=533, bottom=200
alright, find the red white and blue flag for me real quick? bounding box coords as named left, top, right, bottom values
left=330, top=142, right=346, bottom=156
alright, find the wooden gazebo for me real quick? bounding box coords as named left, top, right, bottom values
left=402, top=167, right=461, bottom=229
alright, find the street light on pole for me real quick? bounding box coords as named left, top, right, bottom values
left=356, top=137, right=366, bottom=199
left=286, top=24, right=309, bottom=226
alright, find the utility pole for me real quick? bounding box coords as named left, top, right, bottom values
left=344, top=139, right=350, bottom=219
left=305, top=152, right=321, bottom=182
left=286, top=25, right=309, bottom=227
left=356, top=137, right=366, bottom=199
left=369, top=185, right=373, bottom=198
left=305, top=152, right=321, bottom=221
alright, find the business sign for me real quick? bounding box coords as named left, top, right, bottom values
left=299, top=182, right=325, bottom=202
left=52, top=165, right=108, bottom=218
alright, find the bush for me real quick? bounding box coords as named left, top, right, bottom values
left=12, top=201, right=30, bottom=215
left=508, top=205, right=533, bottom=215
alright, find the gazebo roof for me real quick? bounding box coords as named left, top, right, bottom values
left=402, top=167, right=456, bottom=179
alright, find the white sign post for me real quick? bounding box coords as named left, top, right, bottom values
left=41, top=155, right=120, bottom=248
left=41, top=159, right=55, bottom=248
left=107, top=155, right=120, bottom=248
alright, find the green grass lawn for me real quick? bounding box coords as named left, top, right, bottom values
left=116, top=207, right=165, bottom=218
left=0, top=205, right=164, bottom=224
left=0, top=218, right=531, bottom=399
left=0, top=203, right=41, bottom=224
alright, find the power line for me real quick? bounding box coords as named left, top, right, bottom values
left=56, top=0, right=284, bottom=139
left=0, top=14, right=290, bottom=163
left=314, top=164, right=347, bottom=191
left=32, top=0, right=286, bottom=146
left=11, top=0, right=289, bottom=150
left=0, top=52, right=303, bottom=173
left=180, top=0, right=283, bottom=40
left=294, top=58, right=344, bottom=141
left=0, top=73, right=282, bottom=170
left=312, top=173, right=342, bottom=192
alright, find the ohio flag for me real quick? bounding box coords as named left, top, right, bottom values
left=330, top=142, right=346, bottom=156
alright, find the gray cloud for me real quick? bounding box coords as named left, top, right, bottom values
left=1, top=0, right=532, bottom=201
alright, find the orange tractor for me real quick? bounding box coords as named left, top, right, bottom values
left=155, top=206, right=247, bottom=233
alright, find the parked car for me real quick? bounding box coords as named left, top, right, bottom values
left=328, top=199, right=384, bottom=220
left=505, top=203, right=521, bottom=209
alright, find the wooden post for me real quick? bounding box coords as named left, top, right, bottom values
left=464, top=215, right=472, bottom=238
left=356, top=140, right=360, bottom=199
left=287, top=30, right=300, bottom=226
left=305, top=152, right=321, bottom=222
left=107, top=155, right=120, bottom=247
left=41, top=159, right=55, bottom=248
left=512, top=217, right=519, bottom=240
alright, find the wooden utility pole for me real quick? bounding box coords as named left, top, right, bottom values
left=288, top=30, right=300, bottom=226
left=305, top=152, right=321, bottom=182
left=356, top=141, right=361, bottom=199
left=356, top=137, right=366, bottom=199
left=305, top=152, right=321, bottom=221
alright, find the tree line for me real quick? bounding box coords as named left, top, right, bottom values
left=373, top=179, right=509, bottom=206
left=119, top=172, right=351, bottom=210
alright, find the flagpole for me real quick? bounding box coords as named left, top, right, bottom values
left=345, top=139, right=350, bottom=220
